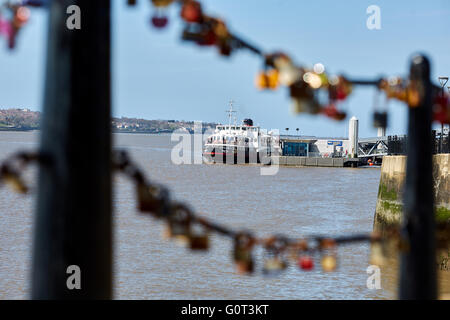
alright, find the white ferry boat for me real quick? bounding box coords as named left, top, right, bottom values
left=203, top=102, right=280, bottom=164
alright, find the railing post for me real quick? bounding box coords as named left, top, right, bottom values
left=31, top=0, right=112, bottom=299
left=399, top=55, right=436, bottom=299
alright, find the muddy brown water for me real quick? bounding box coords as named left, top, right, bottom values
left=1, top=131, right=446, bottom=299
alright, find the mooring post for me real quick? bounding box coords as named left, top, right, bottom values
left=399, top=55, right=436, bottom=299
left=31, top=0, right=112, bottom=299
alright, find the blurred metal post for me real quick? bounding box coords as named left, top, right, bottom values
left=399, top=55, right=436, bottom=299
left=31, top=0, right=112, bottom=299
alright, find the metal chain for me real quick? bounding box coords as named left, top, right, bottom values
left=111, top=149, right=396, bottom=275
left=0, top=149, right=409, bottom=275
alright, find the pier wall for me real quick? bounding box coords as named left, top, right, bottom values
left=276, top=156, right=354, bottom=167
left=374, top=154, right=450, bottom=229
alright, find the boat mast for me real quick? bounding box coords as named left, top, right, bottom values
left=226, top=100, right=236, bottom=134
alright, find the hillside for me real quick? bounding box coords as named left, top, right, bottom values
left=0, top=108, right=40, bottom=130
left=0, top=108, right=216, bottom=133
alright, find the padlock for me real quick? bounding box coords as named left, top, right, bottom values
left=233, top=232, right=255, bottom=274
left=262, top=256, right=287, bottom=275
left=262, top=236, right=288, bottom=275
left=290, top=81, right=321, bottom=115
left=321, top=255, right=337, bottom=272
left=298, top=254, right=314, bottom=271
left=433, top=95, right=449, bottom=124
left=150, top=0, right=173, bottom=29
left=0, top=14, right=16, bottom=50
left=189, top=233, right=209, bottom=251
left=0, top=18, right=12, bottom=44
left=269, top=53, right=301, bottom=86
left=319, top=238, right=337, bottom=272
left=189, top=223, right=209, bottom=251
left=164, top=203, right=192, bottom=246
left=406, top=85, right=420, bottom=107
left=373, top=111, right=388, bottom=129
left=218, top=43, right=232, bottom=57
left=0, top=168, right=28, bottom=194
left=381, top=77, right=409, bottom=104
left=151, top=11, right=169, bottom=29
left=182, top=24, right=216, bottom=46
left=13, top=6, right=30, bottom=29
left=211, top=19, right=234, bottom=56
left=255, top=72, right=269, bottom=90
left=291, top=97, right=321, bottom=115
left=212, top=19, right=229, bottom=39
left=181, top=0, right=203, bottom=23
left=5, top=174, right=28, bottom=193
left=329, top=76, right=352, bottom=101
left=151, top=0, right=174, bottom=7
left=321, top=104, right=347, bottom=121
left=255, top=69, right=279, bottom=90
left=137, top=182, right=170, bottom=217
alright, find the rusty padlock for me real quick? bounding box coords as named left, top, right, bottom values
left=233, top=232, right=255, bottom=274
left=189, top=223, right=209, bottom=251
left=164, top=203, right=192, bottom=246
left=137, top=182, right=170, bottom=218
left=0, top=165, right=28, bottom=194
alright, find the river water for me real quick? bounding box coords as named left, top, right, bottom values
left=0, top=131, right=398, bottom=299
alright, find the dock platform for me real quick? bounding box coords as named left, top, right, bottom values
left=276, top=156, right=360, bottom=168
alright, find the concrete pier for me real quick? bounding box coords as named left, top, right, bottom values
left=374, top=154, right=450, bottom=228
left=276, top=156, right=359, bottom=167
left=373, top=155, right=450, bottom=300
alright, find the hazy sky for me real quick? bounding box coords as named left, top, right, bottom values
left=1, top=0, right=450, bottom=137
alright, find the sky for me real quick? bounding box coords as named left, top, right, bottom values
left=1, top=0, right=450, bottom=138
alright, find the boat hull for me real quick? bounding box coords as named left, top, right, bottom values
left=202, top=146, right=273, bottom=165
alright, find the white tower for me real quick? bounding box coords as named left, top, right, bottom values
left=377, top=127, right=386, bottom=152
left=377, top=127, right=386, bottom=138
left=348, top=116, right=359, bottom=158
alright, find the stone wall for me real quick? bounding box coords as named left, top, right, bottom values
left=276, top=156, right=346, bottom=167
left=374, top=154, right=450, bottom=229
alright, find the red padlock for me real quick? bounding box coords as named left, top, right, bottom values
left=181, top=0, right=203, bottom=23
left=151, top=14, right=168, bottom=28
left=433, top=95, right=449, bottom=124
left=298, top=255, right=314, bottom=270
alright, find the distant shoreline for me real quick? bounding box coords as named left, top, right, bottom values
left=0, top=128, right=38, bottom=132
left=1, top=108, right=216, bottom=134
left=0, top=129, right=183, bottom=134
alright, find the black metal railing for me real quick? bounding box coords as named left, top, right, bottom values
left=387, top=135, right=408, bottom=155
left=387, top=130, right=450, bottom=155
